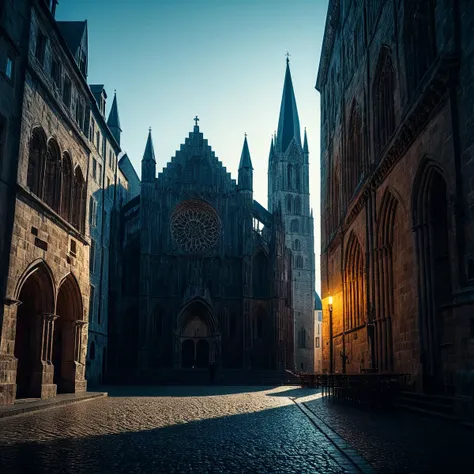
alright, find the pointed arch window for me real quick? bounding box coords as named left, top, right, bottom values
left=374, top=48, right=396, bottom=157
left=294, top=196, right=302, bottom=215
left=285, top=194, right=293, bottom=214
left=290, top=219, right=299, bottom=233
left=344, top=233, right=364, bottom=329
left=43, top=139, right=61, bottom=211
left=27, top=128, right=47, bottom=196
left=287, top=164, right=293, bottom=190
left=346, top=103, right=364, bottom=198
left=405, top=0, right=436, bottom=96
left=296, top=255, right=303, bottom=269
left=293, top=239, right=301, bottom=251
left=61, top=153, right=73, bottom=222
left=72, top=166, right=86, bottom=233
left=295, top=164, right=301, bottom=191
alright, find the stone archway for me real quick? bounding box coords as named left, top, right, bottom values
left=14, top=263, right=55, bottom=399
left=176, top=300, right=220, bottom=369
left=53, top=274, right=83, bottom=393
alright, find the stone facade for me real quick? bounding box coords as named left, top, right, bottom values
left=317, top=0, right=474, bottom=396
left=84, top=87, right=122, bottom=386
left=0, top=1, right=127, bottom=404
left=108, top=124, right=295, bottom=379
left=268, top=60, right=315, bottom=372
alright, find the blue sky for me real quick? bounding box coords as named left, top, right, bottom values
left=57, top=0, right=328, bottom=291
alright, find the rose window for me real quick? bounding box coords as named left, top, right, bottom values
left=170, top=200, right=221, bottom=253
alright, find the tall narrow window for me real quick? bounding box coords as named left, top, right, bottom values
left=27, top=128, right=47, bottom=196
left=5, top=53, right=14, bottom=80
left=344, top=233, right=364, bottom=329
left=92, top=157, right=97, bottom=180
left=43, top=139, right=61, bottom=211
left=63, top=76, right=72, bottom=108
left=405, top=0, right=436, bottom=96
left=294, top=196, right=302, bottom=215
left=90, top=239, right=96, bottom=273
left=61, top=153, right=72, bottom=221
left=72, top=166, right=85, bottom=233
left=346, top=102, right=364, bottom=198
left=373, top=47, right=395, bottom=156
left=35, top=31, right=46, bottom=66
left=51, top=59, right=61, bottom=89
left=287, top=164, right=293, bottom=190
left=295, top=164, right=301, bottom=191
left=286, top=194, right=293, bottom=213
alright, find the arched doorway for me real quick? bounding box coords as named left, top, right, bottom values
left=53, top=274, right=83, bottom=393
left=15, top=263, right=54, bottom=399
left=176, top=300, right=219, bottom=369
left=182, top=339, right=194, bottom=368
left=413, top=163, right=452, bottom=392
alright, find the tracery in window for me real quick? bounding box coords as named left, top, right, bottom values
left=171, top=199, right=221, bottom=254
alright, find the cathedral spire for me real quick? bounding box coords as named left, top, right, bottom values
left=276, top=57, right=301, bottom=153
left=141, top=127, right=156, bottom=183
left=239, top=133, right=253, bottom=170
left=238, top=134, right=253, bottom=192
left=303, top=127, right=309, bottom=153
left=107, top=90, right=121, bottom=145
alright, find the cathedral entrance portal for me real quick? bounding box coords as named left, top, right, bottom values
left=176, top=300, right=220, bottom=369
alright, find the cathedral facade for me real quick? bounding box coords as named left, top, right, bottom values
left=111, top=123, right=294, bottom=377
left=318, top=0, right=474, bottom=397
left=110, top=62, right=315, bottom=378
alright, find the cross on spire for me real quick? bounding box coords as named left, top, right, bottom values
left=285, top=51, right=291, bottom=65
left=194, top=115, right=199, bottom=127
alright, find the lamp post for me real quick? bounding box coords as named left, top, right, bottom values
left=328, top=296, right=333, bottom=374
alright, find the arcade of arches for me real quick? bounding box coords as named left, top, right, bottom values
left=12, top=262, right=86, bottom=400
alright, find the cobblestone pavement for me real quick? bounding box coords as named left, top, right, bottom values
left=0, top=386, right=364, bottom=474
left=1, top=386, right=471, bottom=473
left=301, top=390, right=473, bottom=473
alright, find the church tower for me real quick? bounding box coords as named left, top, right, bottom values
left=268, top=58, right=315, bottom=372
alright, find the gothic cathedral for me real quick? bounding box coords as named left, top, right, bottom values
left=109, top=60, right=314, bottom=380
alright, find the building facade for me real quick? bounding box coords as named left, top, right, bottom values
left=318, top=0, right=474, bottom=396
left=0, top=1, right=127, bottom=404
left=268, top=59, right=315, bottom=372
left=109, top=123, right=295, bottom=380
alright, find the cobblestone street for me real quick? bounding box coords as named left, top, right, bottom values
left=0, top=386, right=471, bottom=473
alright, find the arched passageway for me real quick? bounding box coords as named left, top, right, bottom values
left=176, top=300, right=219, bottom=368
left=53, top=274, right=83, bottom=393
left=15, top=264, right=54, bottom=399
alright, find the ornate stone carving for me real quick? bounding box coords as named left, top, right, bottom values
left=170, top=199, right=221, bottom=254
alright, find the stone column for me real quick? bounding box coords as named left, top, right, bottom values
left=42, top=313, right=58, bottom=364
left=0, top=298, right=21, bottom=405
left=73, top=320, right=88, bottom=393
left=39, top=313, right=58, bottom=399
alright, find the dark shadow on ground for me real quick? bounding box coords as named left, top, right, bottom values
left=92, top=385, right=276, bottom=398
left=0, top=403, right=347, bottom=474
left=303, top=394, right=474, bottom=474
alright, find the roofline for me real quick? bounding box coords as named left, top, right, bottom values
left=315, top=0, right=340, bottom=92
left=119, top=154, right=140, bottom=183
left=38, top=6, right=121, bottom=153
